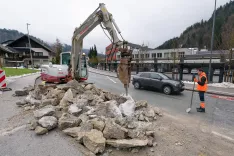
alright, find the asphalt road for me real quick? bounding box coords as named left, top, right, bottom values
left=88, top=72, right=234, bottom=140
left=0, top=74, right=84, bottom=156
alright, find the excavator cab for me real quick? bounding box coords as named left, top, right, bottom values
left=60, top=52, right=88, bottom=81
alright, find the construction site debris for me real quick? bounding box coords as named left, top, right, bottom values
left=15, top=80, right=162, bottom=155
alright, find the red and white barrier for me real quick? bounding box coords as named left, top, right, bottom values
left=0, top=69, right=7, bottom=89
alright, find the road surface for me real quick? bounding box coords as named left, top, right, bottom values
left=0, top=74, right=84, bottom=156
left=88, top=71, right=234, bottom=141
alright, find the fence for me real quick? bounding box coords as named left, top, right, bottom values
left=96, top=62, right=234, bottom=83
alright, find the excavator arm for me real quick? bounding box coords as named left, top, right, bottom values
left=71, top=3, right=132, bottom=95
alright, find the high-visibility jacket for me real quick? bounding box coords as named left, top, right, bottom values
left=197, top=72, right=208, bottom=92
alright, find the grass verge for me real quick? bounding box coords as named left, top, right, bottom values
left=2, top=67, right=38, bottom=77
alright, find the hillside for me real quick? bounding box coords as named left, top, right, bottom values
left=0, top=28, right=94, bottom=55
left=157, top=1, right=234, bottom=50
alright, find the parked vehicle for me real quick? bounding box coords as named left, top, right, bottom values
left=132, top=72, right=184, bottom=95
left=183, top=68, right=189, bottom=74
left=191, top=68, right=198, bottom=75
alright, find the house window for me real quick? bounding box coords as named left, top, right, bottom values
left=164, top=53, right=169, bottom=58
left=145, top=54, right=149, bottom=58
left=171, top=52, right=177, bottom=58
left=135, top=54, right=139, bottom=58
left=151, top=53, right=156, bottom=58
left=140, top=54, right=144, bottom=59
left=132, top=54, right=135, bottom=59
left=178, top=52, right=185, bottom=58
left=157, top=53, right=162, bottom=58
left=35, top=52, right=43, bottom=56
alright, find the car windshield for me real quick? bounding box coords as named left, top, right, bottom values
left=159, top=74, right=171, bottom=80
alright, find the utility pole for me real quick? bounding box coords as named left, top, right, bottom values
left=208, top=0, right=217, bottom=82
left=27, top=23, right=34, bottom=69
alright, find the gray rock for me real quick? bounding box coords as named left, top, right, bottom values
left=80, top=122, right=93, bottom=131
left=29, top=119, right=38, bottom=130
left=58, top=115, right=81, bottom=130
left=128, top=129, right=146, bottom=139
left=135, top=100, right=148, bottom=109
left=84, top=84, right=94, bottom=90
left=68, top=104, right=82, bottom=116
left=15, top=89, right=28, bottom=96
left=83, top=129, right=106, bottom=154
left=103, top=119, right=128, bottom=139
left=59, top=89, right=73, bottom=107
left=73, top=98, right=89, bottom=109
left=76, top=143, right=96, bottom=156
left=78, top=114, right=89, bottom=123
left=146, top=131, right=155, bottom=137
left=33, top=105, right=55, bottom=119
left=138, top=114, right=145, bottom=121
left=95, top=100, right=122, bottom=118
left=16, top=100, right=27, bottom=106
left=63, top=127, right=88, bottom=139
left=38, top=116, right=58, bottom=130
left=153, top=107, right=163, bottom=116
left=91, top=119, right=105, bottom=131
left=106, top=139, right=148, bottom=148
left=25, top=95, right=41, bottom=105
left=35, top=126, right=48, bottom=135
left=144, top=108, right=155, bottom=118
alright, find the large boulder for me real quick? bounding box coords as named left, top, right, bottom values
left=58, top=114, right=82, bottom=130
left=38, top=116, right=58, bottom=130
left=35, top=126, right=48, bottom=135
left=33, top=105, right=55, bottom=119
left=103, top=119, right=128, bottom=139
left=68, top=104, right=82, bottom=116
left=106, top=139, right=148, bottom=148
left=83, top=129, right=106, bottom=154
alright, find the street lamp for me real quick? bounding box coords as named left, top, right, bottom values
left=26, top=23, right=34, bottom=69
left=208, top=0, right=217, bottom=82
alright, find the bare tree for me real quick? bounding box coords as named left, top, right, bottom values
left=221, top=15, right=234, bottom=82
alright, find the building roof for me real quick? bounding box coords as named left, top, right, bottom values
left=0, top=44, right=15, bottom=53
left=31, top=48, right=49, bottom=53
left=7, top=35, right=54, bottom=53
left=1, top=40, right=14, bottom=45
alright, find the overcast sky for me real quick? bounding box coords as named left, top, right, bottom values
left=0, top=0, right=231, bottom=53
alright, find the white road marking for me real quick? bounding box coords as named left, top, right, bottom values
left=212, top=131, right=234, bottom=142
left=0, top=125, right=27, bottom=136
left=106, top=76, right=117, bottom=83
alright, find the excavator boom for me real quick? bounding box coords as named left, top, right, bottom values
left=70, top=3, right=132, bottom=95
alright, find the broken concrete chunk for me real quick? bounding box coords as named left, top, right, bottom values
left=91, top=119, right=105, bottom=131
left=38, top=116, right=58, bottom=130
left=58, top=116, right=81, bottom=130
left=29, top=119, right=38, bottom=130
left=16, top=100, right=27, bottom=106
left=135, top=100, right=148, bottom=109
left=103, top=120, right=128, bottom=139
left=83, top=129, right=106, bottom=154
left=15, top=89, right=28, bottom=96
left=146, top=131, right=155, bottom=137
left=119, top=97, right=135, bottom=117
left=144, top=108, right=155, bottom=118
left=73, top=98, right=88, bottom=109
left=35, top=126, right=48, bottom=135
left=59, top=89, right=73, bottom=107
left=25, top=95, right=41, bottom=105
left=63, top=127, right=83, bottom=137
left=84, top=84, right=94, bottom=90
left=95, top=100, right=122, bottom=118
left=106, top=139, right=148, bottom=148
left=153, top=106, right=163, bottom=116
left=80, top=121, right=93, bottom=131
left=33, top=105, right=55, bottom=119
left=138, top=114, right=145, bottom=121
left=78, top=114, right=89, bottom=123
left=68, top=104, right=82, bottom=116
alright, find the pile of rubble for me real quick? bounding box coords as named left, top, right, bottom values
left=15, top=80, right=162, bottom=155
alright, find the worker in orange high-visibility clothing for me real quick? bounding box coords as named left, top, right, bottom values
left=194, top=68, right=208, bottom=112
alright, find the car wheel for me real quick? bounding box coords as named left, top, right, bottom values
left=163, top=86, right=172, bottom=95
left=134, top=82, right=141, bottom=89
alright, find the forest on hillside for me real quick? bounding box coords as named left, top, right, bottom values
left=157, top=1, right=234, bottom=50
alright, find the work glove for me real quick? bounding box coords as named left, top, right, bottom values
left=194, top=78, right=198, bottom=82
